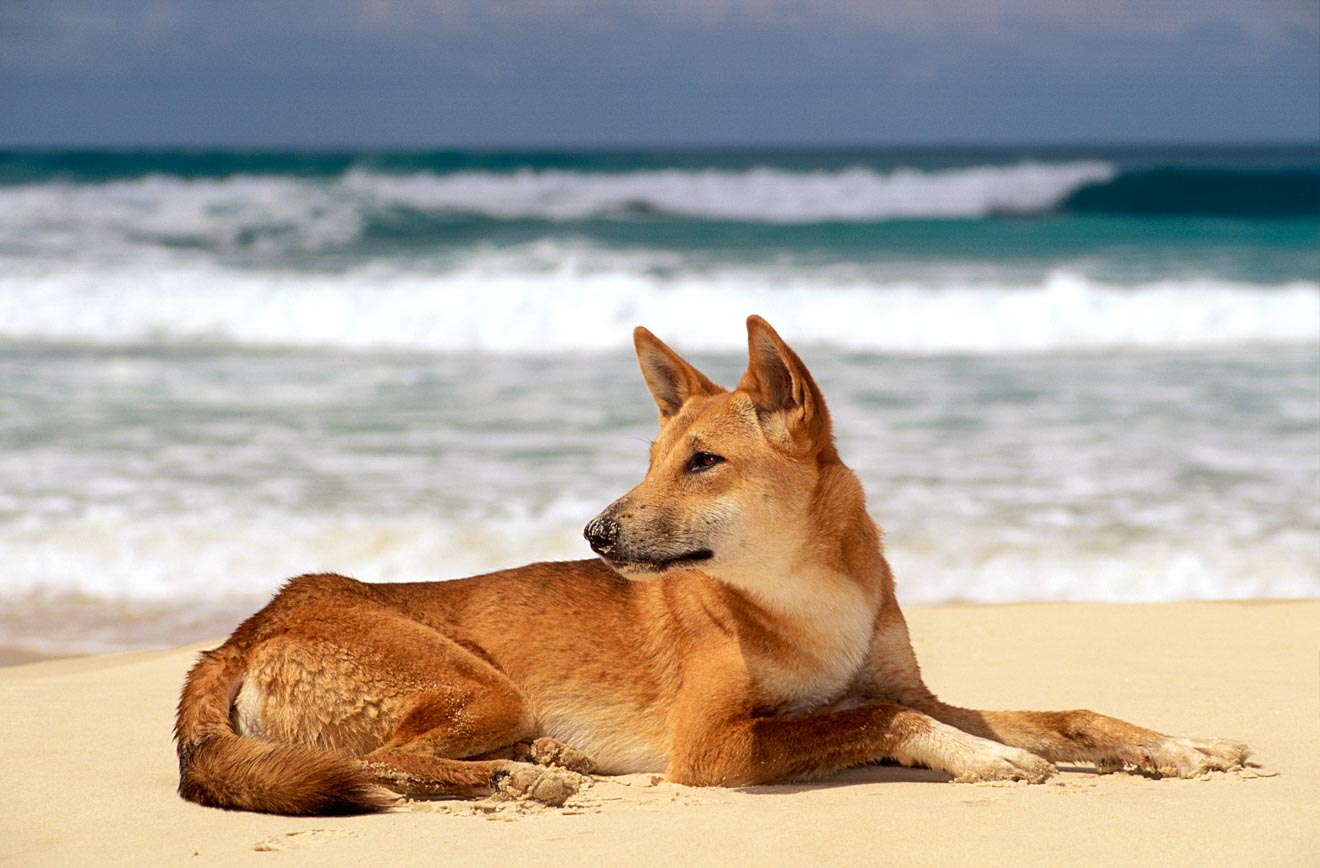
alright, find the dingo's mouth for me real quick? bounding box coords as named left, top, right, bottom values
left=609, top=549, right=714, bottom=574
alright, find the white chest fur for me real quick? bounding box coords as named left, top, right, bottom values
left=742, top=572, right=877, bottom=715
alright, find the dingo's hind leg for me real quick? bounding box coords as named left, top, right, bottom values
left=243, top=578, right=593, bottom=806
left=344, top=627, right=591, bottom=805
left=473, top=736, right=599, bottom=774
left=359, top=682, right=591, bottom=806
left=360, top=752, right=587, bottom=807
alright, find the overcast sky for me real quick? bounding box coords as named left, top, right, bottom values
left=1, top=0, right=1316, bottom=148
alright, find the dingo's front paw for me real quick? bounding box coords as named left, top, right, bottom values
left=908, top=721, right=1056, bottom=784
left=1097, top=737, right=1250, bottom=778
left=491, top=764, right=588, bottom=806
left=949, top=744, right=1056, bottom=784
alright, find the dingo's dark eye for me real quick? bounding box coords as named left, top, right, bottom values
left=688, top=451, right=725, bottom=473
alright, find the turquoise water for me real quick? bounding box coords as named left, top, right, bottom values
left=0, top=146, right=1316, bottom=653
left=2, top=146, right=1316, bottom=283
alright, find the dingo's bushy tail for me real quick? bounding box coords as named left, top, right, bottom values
left=174, top=645, right=393, bottom=815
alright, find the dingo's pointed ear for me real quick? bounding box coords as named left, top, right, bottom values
left=634, top=326, right=725, bottom=423
left=738, top=315, right=835, bottom=455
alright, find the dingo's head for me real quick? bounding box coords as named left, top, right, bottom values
left=585, top=315, right=868, bottom=595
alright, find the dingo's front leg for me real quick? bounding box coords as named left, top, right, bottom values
left=891, top=717, right=1059, bottom=783
left=667, top=703, right=1056, bottom=787
left=856, top=610, right=1249, bottom=780
left=922, top=706, right=1249, bottom=778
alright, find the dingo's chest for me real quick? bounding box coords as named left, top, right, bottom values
left=744, top=580, right=877, bottom=715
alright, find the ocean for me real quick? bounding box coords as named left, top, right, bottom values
left=1, top=146, right=1317, bottom=655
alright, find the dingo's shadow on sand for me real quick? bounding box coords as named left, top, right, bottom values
left=737, top=762, right=1106, bottom=795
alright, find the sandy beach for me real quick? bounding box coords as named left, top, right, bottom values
left=3, top=599, right=1315, bottom=866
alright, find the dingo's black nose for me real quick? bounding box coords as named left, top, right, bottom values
left=584, top=515, right=621, bottom=555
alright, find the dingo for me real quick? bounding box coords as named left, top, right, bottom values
left=175, top=315, right=1248, bottom=814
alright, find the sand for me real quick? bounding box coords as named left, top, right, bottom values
left=2, top=600, right=1316, bottom=866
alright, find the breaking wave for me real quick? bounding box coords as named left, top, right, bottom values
left=0, top=162, right=1117, bottom=247
left=0, top=257, right=1314, bottom=353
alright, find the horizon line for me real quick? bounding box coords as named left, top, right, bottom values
left=1, top=139, right=1318, bottom=155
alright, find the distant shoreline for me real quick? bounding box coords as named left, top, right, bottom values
left=0, top=645, right=72, bottom=668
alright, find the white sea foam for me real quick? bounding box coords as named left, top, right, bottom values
left=4, top=506, right=1316, bottom=654
left=0, top=174, right=373, bottom=257
left=2, top=336, right=1315, bottom=653
left=0, top=512, right=586, bottom=653
left=9, top=513, right=1312, bottom=608
left=0, top=257, right=1314, bottom=353
left=0, top=162, right=1117, bottom=256
left=338, top=161, right=1118, bottom=221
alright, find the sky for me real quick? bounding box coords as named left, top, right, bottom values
left=1, top=0, right=1317, bottom=148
